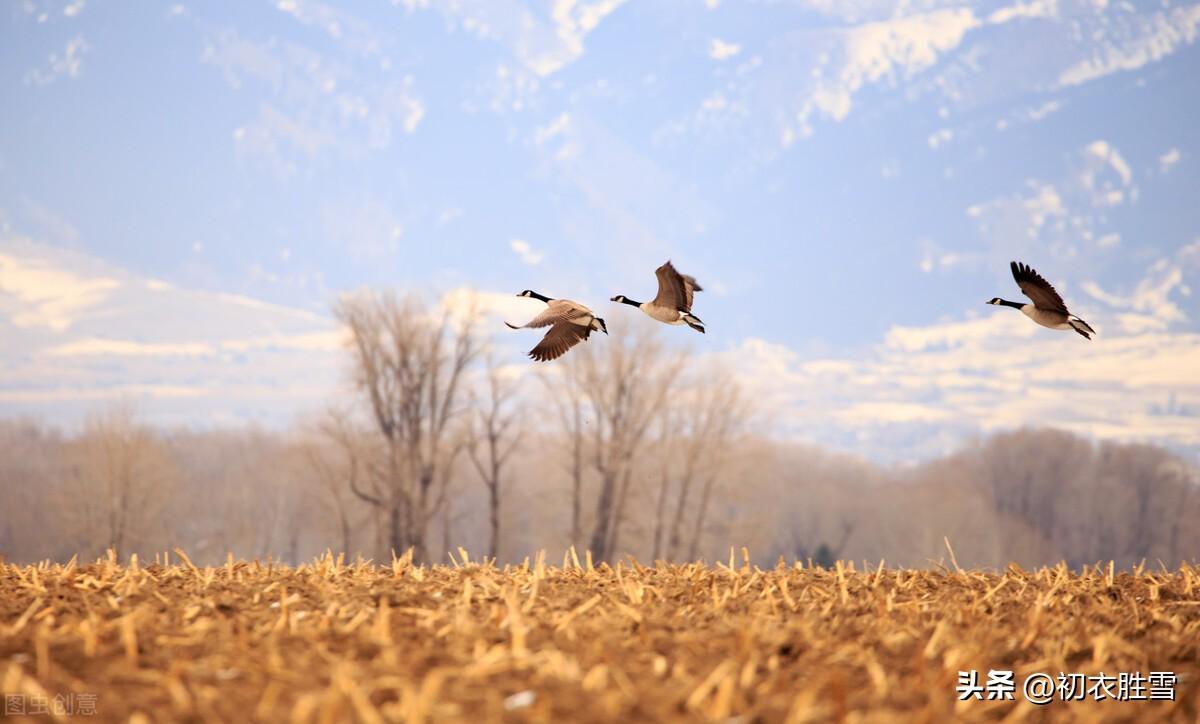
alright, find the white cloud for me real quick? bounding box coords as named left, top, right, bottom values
left=63, top=0, right=85, bottom=18
left=835, top=401, right=954, bottom=424
left=0, top=236, right=343, bottom=427
left=428, top=0, right=627, bottom=79
left=1159, top=148, right=1181, bottom=173
left=722, top=304, right=1200, bottom=461
left=402, top=98, right=425, bottom=133
left=45, top=338, right=213, bottom=358
left=534, top=112, right=571, bottom=145
left=1025, top=100, right=1060, bottom=121
left=1082, top=253, right=1191, bottom=329
left=791, top=8, right=981, bottom=137
left=23, top=34, right=90, bottom=86
left=271, top=0, right=388, bottom=57
left=0, top=249, right=119, bottom=331
left=203, top=30, right=423, bottom=172
left=1058, top=5, right=1200, bottom=87
left=965, top=140, right=1136, bottom=261
left=883, top=313, right=1033, bottom=353
left=967, top=182, right=1065, bottom=240
left=439, top=287, right=550, bottom=334
left=709, top=38, right=741, bottom=61
left=987, top=0, right=1057, bottom=25
left=42, top=328, right=346, bottom=359
left=533, top=0, right=627, bottom=76
left=1084, top=139, right=1132, bottom=187
left=927, top=128, right=952, bottom=149
left=510, top=239, right=544, bottom=265
left=222, top=331, right=343, bottom=352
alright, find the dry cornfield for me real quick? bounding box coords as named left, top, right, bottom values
left=2, top=548, right=1198, bottom=723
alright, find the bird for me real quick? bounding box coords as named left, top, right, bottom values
left=505, top=290, right=607, bottom=361
left=987, top=261, right=1096, bottom=339
left=610, top=260, right=705, bottom=333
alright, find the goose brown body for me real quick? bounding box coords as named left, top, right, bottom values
left=505, top=291, right=607, bottom=361
left=610, top=261, right=706, bottom=333
left=988, top=261, right=1095, bottom=340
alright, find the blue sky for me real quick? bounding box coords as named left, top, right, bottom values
left=2, top=0, right=1198, bottom=461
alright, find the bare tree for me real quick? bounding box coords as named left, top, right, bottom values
left=645, top=368, right=754, bottom=561
left=679, top=377, right=751, bottom=560
left=650, top=409, right=676, bottom=561
left=0, top=420, right=64, bottom=561
left=58, top=404, right=177, bottom=558
left=1165, top=461, right=1198, bottom=563
left=300, top=409, right=373, bottom=557
left=333, top=291, right=480, bottom=562
left=542, top=321, right=683, bottom=561
left=542, top=362, right=588, bottom=547
left=466, top=355, right=524, bottom=560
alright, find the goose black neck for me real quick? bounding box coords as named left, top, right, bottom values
left=619, top=297, right=642, bottom=307
left=528, top=291, right=552, bottom=303
left=998, top=299, right=1024, bottom=309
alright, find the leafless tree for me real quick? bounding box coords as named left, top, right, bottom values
left=299, top=409, right=372, bottom=557
left=645, top=368, right=754, bottom=560
left=541, top=320, right=684, bottom=561
left=0, top=420, right=63, bottom=560
left=332, top=291, right=480, bottom=562
left=466, top=354, right=524, bottom=560
left=541, top=363, right=588, bottom=547
left=58, top=404, right=177, bottom=558
left=681, top=378, right=752, bottom=560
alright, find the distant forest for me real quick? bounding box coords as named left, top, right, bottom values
left=2, top=292, right=1197, bottom=570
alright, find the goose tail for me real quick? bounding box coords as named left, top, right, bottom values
left=1069, top=316, right=1094, bottom=340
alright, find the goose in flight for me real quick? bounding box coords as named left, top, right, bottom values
left=988, top=261, right=1095, bottom=339
left=610, top=260, right=705, bottom=333
left=505, top=290, right=607, bottom=361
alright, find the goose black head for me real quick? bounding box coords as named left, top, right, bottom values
left=593, top=317, right=609, bottom=335
left=518, top=290, right=536, bottom=298
left=986, top=297, right=1003, bottom=305
left=610, top=295, right=626, bottom=303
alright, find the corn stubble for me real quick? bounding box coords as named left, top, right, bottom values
left=1, top=548, right=1198, bottom=723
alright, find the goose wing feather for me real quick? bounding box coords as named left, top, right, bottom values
left=515, top=299, right=594, bottom=328
left=651, top=261, right=703, bottom=311
left=1011, top=261, right=1069, bottom=314
left=528, top=321, right=592, bottom=361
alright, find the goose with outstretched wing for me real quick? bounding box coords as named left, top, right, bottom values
left=610, top=260, right=705, bottom=333
left=987, top=261, right=1095, bottom=339
left=505, top=290, right=607, bottom=361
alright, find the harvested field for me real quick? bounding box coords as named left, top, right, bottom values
left=2, top=549, right=1198, bottom=723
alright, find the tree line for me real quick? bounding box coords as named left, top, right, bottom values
left=1, top=290, right=1196, bottom=569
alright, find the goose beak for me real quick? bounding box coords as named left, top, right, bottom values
left=609, top=295, right=620, bottom=302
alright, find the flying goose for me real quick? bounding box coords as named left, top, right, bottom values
left=610, top=260, right=705, bottom=333
left=505, top=290, right=607, bottom=361
left=988, top=261, right=1095, bottom=339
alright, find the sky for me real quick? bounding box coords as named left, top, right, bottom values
left=1, top=0, right=1198, bottom=463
